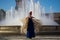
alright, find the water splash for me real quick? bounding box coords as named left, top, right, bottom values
left=0, top=0, right=59, bottom=26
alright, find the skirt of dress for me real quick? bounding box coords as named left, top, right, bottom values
left=26, top=18, right=35, bottom=38
left=20, top=17, right=41, bottom=34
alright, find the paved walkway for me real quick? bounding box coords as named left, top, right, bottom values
left=0, top=35, right=60, bottom=40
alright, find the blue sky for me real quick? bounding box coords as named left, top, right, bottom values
left=0, top=0, right=60, bottom=13
left=0, top=0, right=15, bottom=11
left=39, top=0, right=60, bottom=13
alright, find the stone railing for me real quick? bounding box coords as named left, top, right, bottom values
left=0, top=25, right=60, bottom=35
left=0, top=26, right=21, bottom=34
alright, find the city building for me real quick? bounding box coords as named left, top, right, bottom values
left=0, top=9, right=6, bottom=21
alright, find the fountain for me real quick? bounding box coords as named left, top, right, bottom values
left=0, top=0, right=59, bottom=26
left=49, top=6, right=54, bottom=20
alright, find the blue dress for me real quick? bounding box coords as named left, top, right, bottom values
left=26, top=18, right=35, bottom=38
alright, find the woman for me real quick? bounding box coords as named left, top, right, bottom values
left=26, top=11, right=35, bottom=39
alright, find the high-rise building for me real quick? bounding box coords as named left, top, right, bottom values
left=15, top=0, right=22, bottom=10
